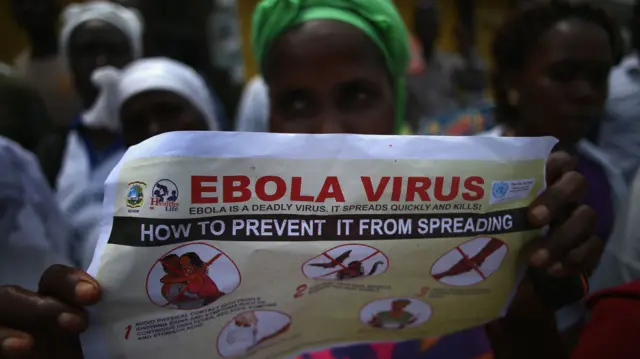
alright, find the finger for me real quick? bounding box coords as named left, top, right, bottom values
left=547, top=236, right=604, bottom=277
left=545, top=151, right=577, bottom=184
left=0, top=286, right=88, bottom=333
left=529, top=205, right=597, bottom=268
left=528, top=170, right=586, bottom=226
left=0, top=327, right=33, bottom=359
left=545, top=205, right=597, bottom=263
left=38, top=264, right=101, bottom=306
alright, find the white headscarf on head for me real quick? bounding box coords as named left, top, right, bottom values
left=0, top=62, right=14, bottom=77
left=59, top=1, right=144, bottom=59
left=116, top=57, right=219, bottom=130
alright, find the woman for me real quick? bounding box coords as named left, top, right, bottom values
left=115, top=58, right=219, bottom=147
left=66, top=57, right=219, bottom=269
left=484, top=2, right=627, bottom=336
left=254, top=0, right=408, bottom=134
left=52, top=1, right=143, bottom=211
left=254, top=1, right=589, bottom=357
left=488, top=2, right=626, bottom=240
left=0, top=1, right=599, bottom=358
left=0, top=136, right=75, bottom=290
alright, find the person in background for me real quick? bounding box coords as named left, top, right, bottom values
left=485, top=1, right=627, bottom=339
left=51, top=1, right=142, bottom=212
left=570, top=167, right=640, bottom=358
left=234, top=75, right=269, bottom=132
left=127, top=0, right=234, bottom=129
left=0, top=136, right=75, bottom=290
left=116, top=58, right=219, bottom=147
left=0, top=73, right=54, bottom=156
left=10, top=0, right=79, bottom=127
left=598, top=0, right=640, bottom=183
left=406, top=31, right=494, bottom=137
left=0, top=1, right=602, bottom=358
left=569, top=279, right=640, bottom=359
left=66, top=57, right=219, bottom=269
left=489, top=1, right=626, bottom=246
left=406, top=0, right=488, bottom=134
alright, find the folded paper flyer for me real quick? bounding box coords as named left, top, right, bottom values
left=82, top=131, right=556, bottom=359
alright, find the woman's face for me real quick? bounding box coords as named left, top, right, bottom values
left=180, top=256, right=195, bottom=275
left=162, top=256, right=180, bottom=275
left=512, top=18, right=613, bottom=144
left=266, top=20, right=395, bottom=135
left=68, top=20, right=134, bottom=108
left=120, top=90, right=208, bottom=147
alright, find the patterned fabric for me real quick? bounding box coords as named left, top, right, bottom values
left=294, top=326, right=492, bottom=359
left=417, top=105, right=494, bottom=136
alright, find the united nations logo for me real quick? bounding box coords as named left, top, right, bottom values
left=126, top=181, right=147, bottom=209
left=492, top=182, right=509, bottom=198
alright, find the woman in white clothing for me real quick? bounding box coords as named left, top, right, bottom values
left=68, top=57, right=220, bottom=268
left=0, top=136, right=75, bottom=289
left=234, top=75, right=269, bottom=132
left=54, top=1, right=143, bottom=207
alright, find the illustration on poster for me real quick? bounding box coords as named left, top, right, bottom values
left=302, top=244, right=389, bottom=280
left=126, top=181, right=146, bottom=213
left=145, top=242, right=241, bottom=309
left=430, top=237, right=508, bottom=286
left=151, top=179, right=180, bottom=212
left=360, top=297, right=432, bottom=329
left=217, top=310, right=292, bottom=358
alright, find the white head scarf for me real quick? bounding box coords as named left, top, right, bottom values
left=60, top=1, right=143, bottom=59
left=116, top=57, right=219, bottom=130
left=0, top=62, right=14, bottom=77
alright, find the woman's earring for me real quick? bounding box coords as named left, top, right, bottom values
left=508, top=89, right=520, bottom=106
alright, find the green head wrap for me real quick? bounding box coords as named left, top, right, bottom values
left=252, top=0, right=411, bottom=134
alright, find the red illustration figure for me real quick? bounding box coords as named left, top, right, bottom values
left=433, top=238, right=504, bottom=280
left=160, top=252, right=225, bottom=306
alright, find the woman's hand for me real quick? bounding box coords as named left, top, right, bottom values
left=486, top=151, right=603, bottom=359
left=526, top=151, right=603, bottom=277
left=487, top=279, right=567, bottom=359
left=0, top=265, right=100, bottom=359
